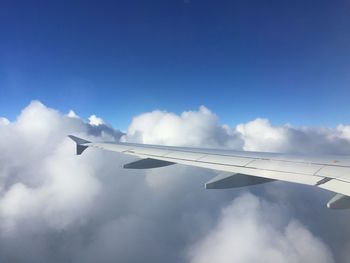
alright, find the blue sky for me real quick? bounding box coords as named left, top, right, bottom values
left=1, top=0, right=350, bottom=129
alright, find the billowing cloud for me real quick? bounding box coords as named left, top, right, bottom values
left=89, top=114, right=105, bottom=126
left=0, top=117, right=10, bottom=125
left=0, top=101, right=349, bottom=262
left=188, top=193, right=334, bottom=263
left=237, top=118, right=350, bottom=154
left=122, top=106, right=242, bottom=148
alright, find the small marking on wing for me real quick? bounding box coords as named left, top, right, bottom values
left=195, top=154, right=208, bottom=161
left=316, top=177, right=332, bottom=186
left=244, top=159, right=257, bottom=167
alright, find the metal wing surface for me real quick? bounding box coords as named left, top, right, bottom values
left=69, top=135, right=350, bottom=208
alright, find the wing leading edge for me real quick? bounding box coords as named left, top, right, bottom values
left=68, top=135, right=350, bottom=209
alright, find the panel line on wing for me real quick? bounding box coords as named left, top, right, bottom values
left=244, top=159, right=257, bottom=167
left=128, top=153, right=326, bottom=177
left=122, top=149, right=135, bottom=153
left=129, top=147, right=350, bottom=168
left=195, top=154, right=209, bottom=161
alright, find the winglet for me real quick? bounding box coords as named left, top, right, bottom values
left=68, top=135, right=91, bottom=155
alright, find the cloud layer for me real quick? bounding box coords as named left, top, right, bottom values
left=0, top=101, right=349, bottom=262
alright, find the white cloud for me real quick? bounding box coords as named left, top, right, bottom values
left=236, top=118, right=290, bottom=152
left=0, top=103, right=105, bottom=236
left=67, top=110, right=80, bottom=118
left=336, top=124, right=350, bottom=141
left=88, top=114, right=105, bottom=126
left=236, top=118, right=350, bottom=154
left=0, top=117, right=10, bottom=125
left=0, top=101, right=349, bottom=262
left=188, top=193, right=334, bottom=263
left=123, top=106, right=242, bottom=148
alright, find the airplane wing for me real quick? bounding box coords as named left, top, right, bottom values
left=68, top=135, right=350, bottom=209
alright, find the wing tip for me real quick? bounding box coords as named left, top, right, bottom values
left=68, top=135, right=90, bottom=155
